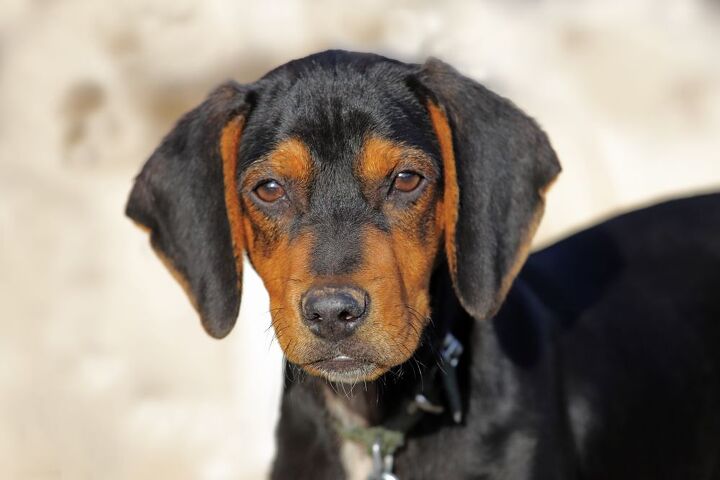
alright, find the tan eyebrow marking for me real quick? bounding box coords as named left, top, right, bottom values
left=357, top=136, right=435, bottom=183
left=265, top=138, right=314, bottom=182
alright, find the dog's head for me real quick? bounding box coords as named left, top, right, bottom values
left=126, top=51, right=560, bottom=382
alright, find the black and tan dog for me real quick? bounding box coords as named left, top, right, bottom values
left=127, top=50, right=720, bottom=479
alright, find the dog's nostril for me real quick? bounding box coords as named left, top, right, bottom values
left=339, top=310, right=355, bottom=322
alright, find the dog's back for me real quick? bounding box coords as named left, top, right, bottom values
left=519, top=193, right=720, bottom=479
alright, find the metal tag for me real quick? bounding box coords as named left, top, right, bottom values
left=369, top=437, right=399, bottom=480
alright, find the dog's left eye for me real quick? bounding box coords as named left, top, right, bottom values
left=254, top=179, right=286, bottom=203
left=392, top=171, right=423, bottom=193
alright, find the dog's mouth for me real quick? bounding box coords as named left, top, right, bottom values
left=304, top=355, right=382, bottom=383
left=277, top=305, right=430, bottom=383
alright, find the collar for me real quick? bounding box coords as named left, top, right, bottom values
left=335, top=332, right=465, bottom=480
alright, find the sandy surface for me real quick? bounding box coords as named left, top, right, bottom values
left=1, top=1, right=719, bottom=478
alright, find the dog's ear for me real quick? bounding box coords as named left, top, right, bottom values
left=413, top=58, right=561, bottom=320
left=126, top=82, right=250, bottom=338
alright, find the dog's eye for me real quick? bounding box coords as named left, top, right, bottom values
left=254, top=180, right=286, bottom=203
left=392, top=171, right=423, bottom=193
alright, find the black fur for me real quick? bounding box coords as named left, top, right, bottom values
left=416, top=59, right=561, bottom=321
left=126, top=82, right=250, bottom=338
left=127, top=51, right=720, bottom=479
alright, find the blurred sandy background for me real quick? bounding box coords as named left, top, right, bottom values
left=1, top=0, right=719, bottom=478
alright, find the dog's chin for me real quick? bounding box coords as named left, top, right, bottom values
left=303, top=356, right=388, bottom=383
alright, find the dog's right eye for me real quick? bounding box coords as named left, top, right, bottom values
left=392, top=171, right=423, bottom=193
left=254, top=180, right=286, bottom=203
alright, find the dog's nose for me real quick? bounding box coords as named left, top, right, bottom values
left=301, top=286, right=367, bottom=340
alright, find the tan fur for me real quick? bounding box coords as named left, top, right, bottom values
left=246, top=230, right=318, bottom=364
left=426, top=101, right=459, bottom=281
left=220, top=116, right=246, bottom=295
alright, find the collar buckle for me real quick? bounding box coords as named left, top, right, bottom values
left=408, top=393, right=444, bottom=415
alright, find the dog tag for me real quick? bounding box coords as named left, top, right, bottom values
left=369, top=437, right=400, bottom=480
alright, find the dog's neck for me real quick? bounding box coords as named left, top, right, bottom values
left=321, top=335, right=440, bottom=428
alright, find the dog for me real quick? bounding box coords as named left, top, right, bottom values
left=126, top=50, right=720, bottom=479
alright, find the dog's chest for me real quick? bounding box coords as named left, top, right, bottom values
left=324, top=390, right=374, bottom=479
left=339, top=439, right=373, bottom=480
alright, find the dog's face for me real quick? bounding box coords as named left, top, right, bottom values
left=127, top=51, right=560, bottom=382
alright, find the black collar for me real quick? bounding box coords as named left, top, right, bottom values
left=385, top=331, right=465, bottom=431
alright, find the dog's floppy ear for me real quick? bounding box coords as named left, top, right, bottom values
left=414, top=58, right=561, bottom=320
left=126, top=81, right=250, bottom=338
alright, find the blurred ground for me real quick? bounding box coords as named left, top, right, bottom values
left=1, top=0, right=719, bottom=478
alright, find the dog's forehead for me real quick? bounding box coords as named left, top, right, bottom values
left=239, top=56, right=437, bottom=172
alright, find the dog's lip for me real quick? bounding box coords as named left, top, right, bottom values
left=307, top=355, right=374, bottom=372
left=304, top=355, right=383, bottom=383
